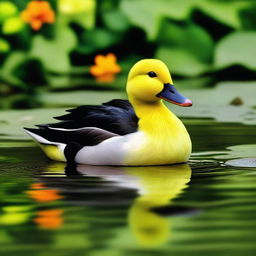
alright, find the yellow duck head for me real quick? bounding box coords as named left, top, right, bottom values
left=126, top=59, right=192, bottom=106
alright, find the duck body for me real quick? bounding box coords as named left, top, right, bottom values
left=74, top=102, right=191, bottom=166
left=25, top=59, right=192, bottom=166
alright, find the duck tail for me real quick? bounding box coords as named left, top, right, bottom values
left=24, top=128, right=66, bottom=162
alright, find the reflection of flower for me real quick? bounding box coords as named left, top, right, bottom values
left=27, top=183, right=63, bottom=202
left=34, top=209, right=63, bottom=229
left=90, top=53, right=121, bottom=82
left=30, top=183, right=46, bottom=190
left=21, top=1, right=55, bottom=31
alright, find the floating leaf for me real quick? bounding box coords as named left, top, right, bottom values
left=225, top=158, right=256, bottom=168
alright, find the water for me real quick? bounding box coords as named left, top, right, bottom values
left=1, top=119, right=256, bottom=256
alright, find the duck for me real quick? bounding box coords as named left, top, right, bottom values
left=25, top=59, right=192, bottom=166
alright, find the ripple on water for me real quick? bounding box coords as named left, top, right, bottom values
left=0, top=120, right=256, bottom=255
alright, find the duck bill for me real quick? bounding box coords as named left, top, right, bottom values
left=157, top=83, right=192, bottom=107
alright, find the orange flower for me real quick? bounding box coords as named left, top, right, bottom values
left=34, top=209, right=63, bottom=229
left=21, top=1, right=55, bottom=30
left=90, top=53, right=121, bottom=82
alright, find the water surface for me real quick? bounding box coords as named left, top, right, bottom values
left=1, top=119, right=256, bottom=256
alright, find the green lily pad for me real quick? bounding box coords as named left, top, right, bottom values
left=0, top=91, right=125, bottom=140
left=199, top=144, right=256, bottom=161
left=225, top=158, right=256, bottom=168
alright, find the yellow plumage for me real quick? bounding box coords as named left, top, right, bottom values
left=39, top=144, right=65, bottom=162
left=124, top=59, right=191, bottom=165
left=124, top=101, right=191, bottom=165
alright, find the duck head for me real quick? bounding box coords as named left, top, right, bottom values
left=127, top=59, right=192, bottom=106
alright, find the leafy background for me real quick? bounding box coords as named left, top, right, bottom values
left=1, top=0, right=256, bottom=109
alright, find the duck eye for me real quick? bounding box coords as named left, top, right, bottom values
left=147, top=71, right=157, bottom=78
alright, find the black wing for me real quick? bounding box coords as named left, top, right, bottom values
left=39, top=99, right=138, bottom=135
left=24, top=127, right=119, bottom=163
left=25, top=127, right=118, bottom=146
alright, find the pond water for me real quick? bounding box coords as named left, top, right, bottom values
left=1, top=119, right=256, bottom=256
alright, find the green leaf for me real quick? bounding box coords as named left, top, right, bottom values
left=102, top=9, right=130, bottom=32
left=30, top=24, right=77, bottom=73
left=78, top=28, right=120, bottom=54
left=158, top=21, right=214, bottom=63
left=0, top=38, right=10, bottom=52
left=2, top=16, right=24, bottom=34
left=0, top=51, right=27, bottom=88
left=121, top=0, right=252, bottom=39
left=156, top=47, right=210, bottom=77
left=197, top=0, right=251, bottom=29
left=0, top=1, right=18, bottom=22
left=58, top=0, right=96, bottom=29
left=215, top=31, right=256, bottom=70
left=13, top=59, right=47, bottom=86
left=121, top=0, right=197, bottom=40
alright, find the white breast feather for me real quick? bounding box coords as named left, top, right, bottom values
left=75, top=132, right=145, bottom=165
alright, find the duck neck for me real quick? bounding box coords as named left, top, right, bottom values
left=130, top=97, right=181, bottom=135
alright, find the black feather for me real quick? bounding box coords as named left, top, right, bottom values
left=24, top=127, right=118, bottom=146
left=43, top=99, right=138, bottom=135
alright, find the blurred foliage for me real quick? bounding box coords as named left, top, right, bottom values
left=1, top=0, right=256, bottom=107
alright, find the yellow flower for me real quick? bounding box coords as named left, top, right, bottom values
left=90, top=53, right=121, bottom=82
left=21, top=1, right=55, bottom=31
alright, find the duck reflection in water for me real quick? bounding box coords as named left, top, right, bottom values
left=61, top=163, right=192, bottom=247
